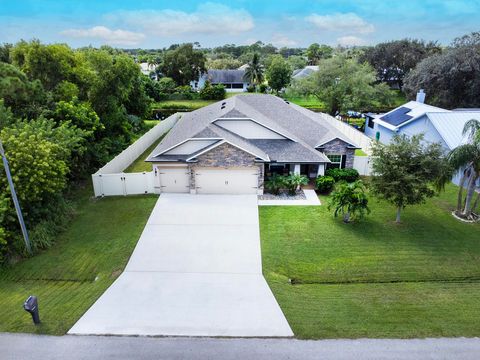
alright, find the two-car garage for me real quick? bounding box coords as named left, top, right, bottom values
left=156, top=166, right=259, bottom=194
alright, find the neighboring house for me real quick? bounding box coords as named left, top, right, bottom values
left=292, top=66, right=319, bottom=80
left=364, top=91, right=480, bottom=185
left=146, top=94, right=360, bottom=194
left=364, top=91, right=448, bottom=143
left=139, top=62, right=157, bottom=77
left=191, top=69, right=249, bottom=92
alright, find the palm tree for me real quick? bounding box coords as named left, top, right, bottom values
left=328, top=180, right=370, bottom=223
left=448, top=119, right=480, bottom=220
left=264, top=173, right=285, bottom=195
left=244, top=53, right=264, bottom=87
left=283, top=173, right=308, bottom=195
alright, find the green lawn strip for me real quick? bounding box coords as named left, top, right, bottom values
left=268, top=277, right=480, bottom=339
left=0, top=185, right=157, bottom=335
left=260, top=183, right=480, bottom=338
left=124, top=131, right=169, bottom=173
left=151, top=100, right=216, bottom=110
left=354, top=149, right=368, bottom=156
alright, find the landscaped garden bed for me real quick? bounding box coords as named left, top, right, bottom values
left=259, top=190, right=306, bottom=201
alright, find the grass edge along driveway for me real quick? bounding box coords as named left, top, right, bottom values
left=0, top=185, right=158, bottom=335
left=259, top=184, right=480, bottom=339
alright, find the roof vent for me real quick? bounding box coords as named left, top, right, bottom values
left=416, top=89, right=426, bottom=103
left=222, top=102, right=226, bottom=105
left=221, top=105, right=226, bottom=109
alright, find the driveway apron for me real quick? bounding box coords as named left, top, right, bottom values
left=68, top=194, right=293, bottom=337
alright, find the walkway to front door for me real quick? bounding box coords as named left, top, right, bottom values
left=69, top=194, right=293, bottom=337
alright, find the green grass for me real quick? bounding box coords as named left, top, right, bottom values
left=354, top=149, right=368, bottom=156
left=124, top=131, right=169, bottom=173
left=259, top=184, right=480, bottom=338
left=151, top=99, right=216, bottom=110
left=0, top=185, right=158, bottom=335
left=284, top=95, right=326, bottom=110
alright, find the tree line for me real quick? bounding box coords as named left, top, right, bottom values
left=0, top=41, right=152, bottom=262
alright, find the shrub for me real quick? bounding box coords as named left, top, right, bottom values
left=325, top=168, right=359, bottom=182
left=258, top=83, right=268, bottom=93
left=315, top=175, right=335, bottom=193
left=264, top=173, right=285, bottom=195
left=246, top=85, right=256, bottom=93
left=199, top=81, right=226, bottom=100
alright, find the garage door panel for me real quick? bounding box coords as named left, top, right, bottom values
left=195, top=168, right=258, bottom=194
left=158, top=168, right=190, bottom=193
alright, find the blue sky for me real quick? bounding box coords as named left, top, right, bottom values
left=1, top=0, right=479, bottom=48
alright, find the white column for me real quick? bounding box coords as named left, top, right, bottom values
left=294, top=164, right=301, bottom=175
left=317, top=164, right=325, bottom=176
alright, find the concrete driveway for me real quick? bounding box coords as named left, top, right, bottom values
left=68, top=194, right=293, bottom=337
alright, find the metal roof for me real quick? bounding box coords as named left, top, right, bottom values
left=427, top=111, right=480, bottom=150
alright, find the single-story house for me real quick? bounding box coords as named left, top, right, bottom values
left=292, top=66, right=319, bottom=80
left=191, top=69, right=249, bottom=92
left=146, top=94, right=360, bottom=194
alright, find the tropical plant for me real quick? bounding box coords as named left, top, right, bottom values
left=244, top=53, right=264, bottom=87
left=264, top=173, right=285, bottom=195
left=370, top=134, right=450, bottom=223
left=445, top=119, right=480, bottom=220
left=315, top=175, right=335, bottom=193
left=283, top=173, right=308, bottom=195
left=328, top=180, right=370, bottom=223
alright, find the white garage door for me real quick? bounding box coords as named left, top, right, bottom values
left=158, top=167, right=190, bottom=193
left=195, top=168, right=259, bottom=194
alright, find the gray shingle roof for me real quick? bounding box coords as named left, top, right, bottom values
left=146, top=94, right=359, bottom=163
left=207, top=69, right=247, bottom=84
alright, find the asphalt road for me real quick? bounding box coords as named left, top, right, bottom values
left=1, top=334, right=480, bottom=360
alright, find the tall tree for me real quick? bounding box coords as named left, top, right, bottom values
left=370, top=134, right=450, bottom=223
left=306, top=43, right=333, bottom=65
left=265, top=56, right=292, bottom=93
left=291, top=55, right=393, bottom=115
left=244, top=53, right=264, bottom=86
left=360, top=39, right=441, bottom=88
left=403, top=32, right=480, bottom=109
left=159, top=43, right=206, bottom=86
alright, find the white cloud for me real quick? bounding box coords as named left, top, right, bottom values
left=337, top=36, right=367, bottom=46
left=61, top=26, right=145, bottom=45
left=271, top=34, right=297, bottom=47
left=306, top=12, right=375, bottom=34
left=106, top=3, right=254, bottom=37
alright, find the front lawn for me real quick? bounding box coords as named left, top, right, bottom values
left=260, top=184, right=480, bottom=338
left=0, top=185, right=157, bottom=335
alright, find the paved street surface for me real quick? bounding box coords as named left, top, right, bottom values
left=2, top=334, right=480, bottom=360
left=69, top=194, right=292, bottom=337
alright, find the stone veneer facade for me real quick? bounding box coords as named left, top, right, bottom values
left=187, top=142, right=264, bottom=192
left=320, top=139, right=355, bottom=168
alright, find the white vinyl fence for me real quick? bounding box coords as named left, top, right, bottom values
left=353, top=155, right=372, bottom=176
left=91, top=113, right=179, bottom=197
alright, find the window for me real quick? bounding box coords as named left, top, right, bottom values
left=327, top=154, right=343, bottom=169
left=231, top=83, right=244, bottom=89
left=367, top=116, right=374, bottom=129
